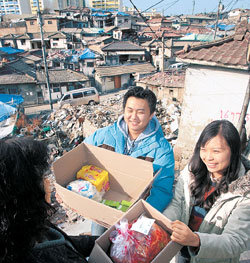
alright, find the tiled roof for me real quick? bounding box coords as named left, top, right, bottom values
left=177, top=26, right=212, bottom=35
left=176, top=21, right=250, bottom=70
left=0, top=64, right=35, bottom=84
left=1, top=34, right=19, bottom=39
left=8, top=59, right=37, bottom=78
left=17, top=34, right=32, bottom=40
left=36, top=69, right=89, bottom=83
left=48, top=32, right=67, bottom=39
left=138, top=71, right=185, bottom=88
left=95, top=62, right=155, bottom=77
left=102, top=41, right=145, bottom=51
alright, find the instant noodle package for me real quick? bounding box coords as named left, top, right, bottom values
left=77, top=165, right=110, bottom=192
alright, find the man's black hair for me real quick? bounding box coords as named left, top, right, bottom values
left=123, top=86, right=157, bottom=114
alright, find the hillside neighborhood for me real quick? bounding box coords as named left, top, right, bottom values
left=0, top=6, right=249, bottom=105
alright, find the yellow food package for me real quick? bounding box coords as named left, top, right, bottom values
left=76, top=165, right=110, bottom=192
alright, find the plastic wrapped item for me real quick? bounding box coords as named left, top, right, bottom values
left=109, top=215, right=171, bottom=263
left=76, top=165, right=110, bottom=192
left=66, top=179, right=104, bottom=202
left=102, top=199, right=132, bottom=212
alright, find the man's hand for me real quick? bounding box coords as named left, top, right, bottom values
left=170, top=220, right=200, bottom=247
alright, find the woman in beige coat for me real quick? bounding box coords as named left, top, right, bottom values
left=164, top=120, right=250, bottom=263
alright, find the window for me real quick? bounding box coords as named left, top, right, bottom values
left=62, top=94, right=70, bottom=101
left=21, top=39, right=26, bottom=45
left=53, top=38, right=59, bottom=41
left=84, top=90, right=96, bottom=96
left=72, top=92, right=83, bottom=99
left=169, top=89, right=173, bottom=96
left=52, top=84, right=60, bottom=92
left=30, top=21, right=34, bottom=25
left=53, top=43, right=58, bottom=46
left=87, top=62, right=94, bottom=67
left=9, top=87, right=18, bottom=94
left=48, top=20, right=52, bottom=24
left=37, top=91, right=42, bottom=97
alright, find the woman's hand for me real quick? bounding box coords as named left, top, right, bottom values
left=171, top=220, right=200, bottom=247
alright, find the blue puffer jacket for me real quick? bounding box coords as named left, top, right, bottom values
left=84, top=115, right=175, bottom=212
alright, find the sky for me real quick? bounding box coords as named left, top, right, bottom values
left=122, top=0, right=250, bottom=15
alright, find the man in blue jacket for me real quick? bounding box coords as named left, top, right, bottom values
left=84, top=86, right=175, bottom=233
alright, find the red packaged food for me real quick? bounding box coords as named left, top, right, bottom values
left=109, top=215, right=171, bottom=263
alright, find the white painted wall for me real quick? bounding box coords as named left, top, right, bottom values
left=50, top=38, right=67, bottom=49
left=16, top=39, right=32, bottom=50
left=176, top=67, right=250, bottom=160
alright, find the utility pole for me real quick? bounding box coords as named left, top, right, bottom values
left=237, top=77, right=250, bottom=136
left=161, top=34, right=164, bottom=72
left=37, top=1, right=53, bottom=110
left=213, top=0, right=222, bottom=40
left=192, top=0, right=195, bottom=15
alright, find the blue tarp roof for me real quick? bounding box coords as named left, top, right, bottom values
left=79, top=48, right=97, bottom=60
left=92, top=12, right=110, bottom=17
left=0, top=102, right=16, bottom=122
left=116, top=12, right=130, bottom=16
left=0, top=47, right=25, bottom=55
left=65, top=54, right=79, bottom=63
left=208, top=23, right=235, bottom=31
left=0, top=94, right=24, bottom=108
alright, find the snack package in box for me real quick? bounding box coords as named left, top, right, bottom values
left=109, top=215, right=171, bottom=263
left=76, top=165, right=110, bottom=193
left=66, top=179, right=103, bottom=202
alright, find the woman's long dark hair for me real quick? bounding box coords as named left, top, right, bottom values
left=189, top=120, right=241, bottom=210
left=0, top=137, right=53, bottom=262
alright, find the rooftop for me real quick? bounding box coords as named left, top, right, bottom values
left=176, top=20, right=250, bottom=70
left=95, top=62, right=155, bottom=77
left=138, top=71, right=185, bottom=88
left=36, top=69, right=89, bottom=83
left=102, top=41, right=145, bottom=51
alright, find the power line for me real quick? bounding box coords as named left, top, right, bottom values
left=142, top=0, right=165, bottom=13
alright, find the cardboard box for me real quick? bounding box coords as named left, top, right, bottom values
left=53, top=143, right=155, bottom=228
left=88, top=199, right=182, bottom=263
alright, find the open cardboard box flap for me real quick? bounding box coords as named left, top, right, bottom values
left=89, top=199, right=182, bottom=263
left=53, top=143, right=155, bottom=228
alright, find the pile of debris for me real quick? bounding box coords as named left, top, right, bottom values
left=14, top=93, right=181, bottom=158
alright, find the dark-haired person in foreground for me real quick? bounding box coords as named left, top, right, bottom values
left=163, top=120, right=250, bottom=263
left=0, top=137, right=98, bottom=263
left=84, top=86, right=175, bottom=234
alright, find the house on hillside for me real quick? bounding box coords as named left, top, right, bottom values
left=114, top=12, right=131, bottom=28
left=91, top=11, right=114, bottom=28
left=25, top=15, right=60, bottom=33
left=0, top=34, right=18, bottom=48
left=36, top=69, right=90, bottom=102
left=180, top=15, right=215, bottom=26
left=136, top=70, right=185, bottom=103
left=102, top=41, right=146, bottom=65
left=0, top=61, right=39, bottom=106
left=94, top=62, right=155, bottom=93
left=146, top=17, right=173, bottom=28
left=79, top=48, right=100, bottom=77
left=174, top=20, right=250, bottom=163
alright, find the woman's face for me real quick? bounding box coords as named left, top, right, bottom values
left=200, top=134, right=231, bottom=178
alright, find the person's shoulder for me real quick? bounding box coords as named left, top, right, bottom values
left=155, top=134, right=172, bottom=149
left=94, top=122, right=118, bottom=134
